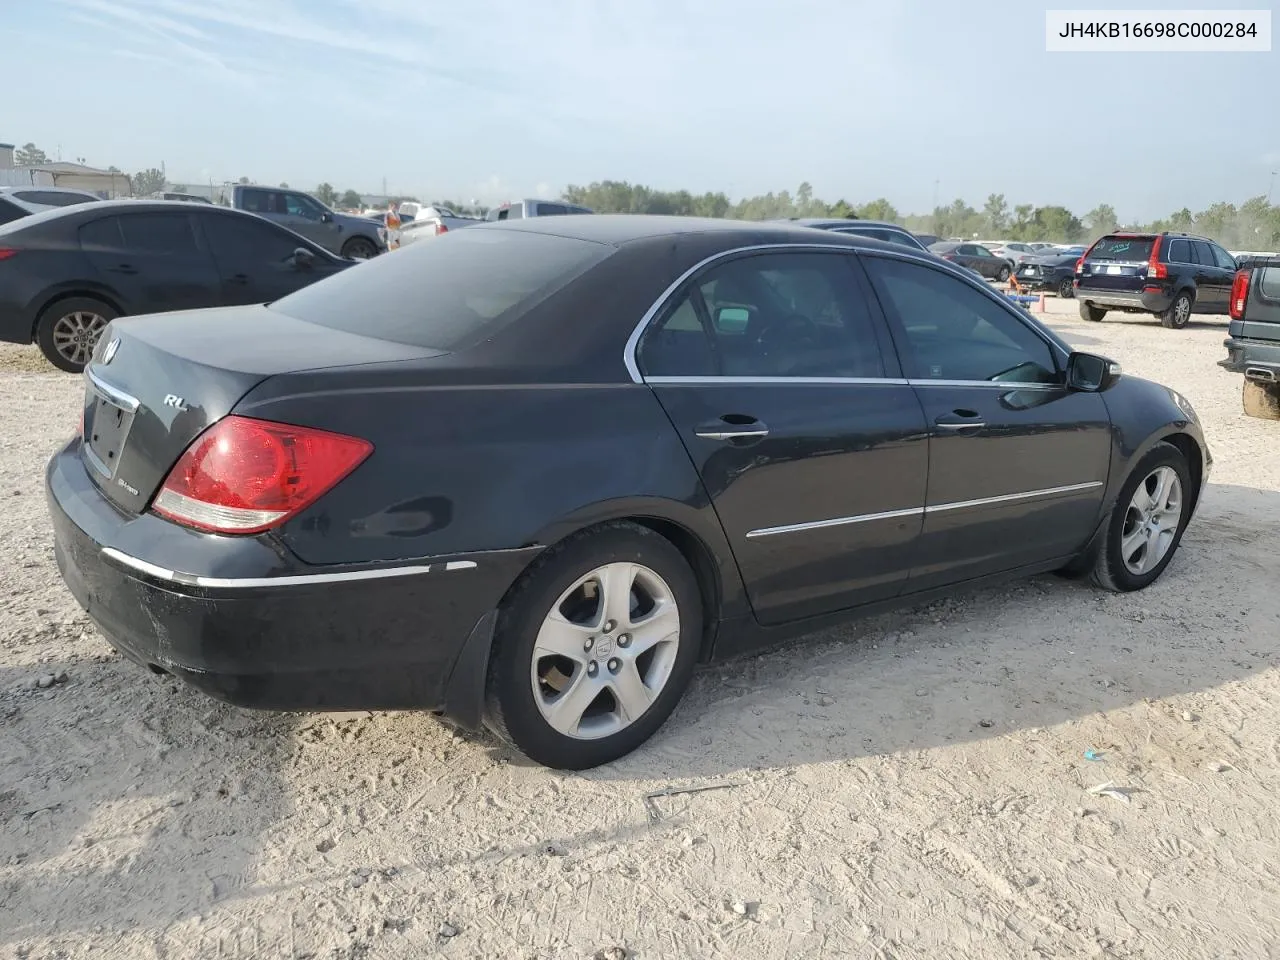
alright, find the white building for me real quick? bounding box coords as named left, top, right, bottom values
left=0, top=143, right=133, bottom=197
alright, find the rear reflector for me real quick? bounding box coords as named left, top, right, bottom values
left=0, top=248, right=17, bottom=261
left=1230, top=268, right=1250, bottom=319
left=152, top=415, right=373, bottom=535
left=434, top=222, right=448, bottom=235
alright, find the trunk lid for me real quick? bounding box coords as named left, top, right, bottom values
left=1078, top=235, right=1156, bottom=292
left=79, top=304, right=443, bottom=515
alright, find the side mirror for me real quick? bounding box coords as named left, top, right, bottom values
left=320, top=212, right=333, bottom=223
left=291, top=247, right=315, bottom=271
left=1066, top=351, right=1121, bottom=392
left=715, top=306, right=750, bottom=333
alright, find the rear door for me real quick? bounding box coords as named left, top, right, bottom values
left=860, top=253, right=1111, bottom=591
left=198, top=211, right=344, bottom=305
left=1078, top=234, right=1155, bottom=293
left=636, top=249, right=929, bottom=629
left=79, top=212, right=221, bottom=314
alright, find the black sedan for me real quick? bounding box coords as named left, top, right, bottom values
left=1013, top=247, right=1088, bottom=299
left=46, top=217, right=1211, bottom=769
left=929, top=241, right=1012, bottom=282
left=0, top=200, right=352, bottom=372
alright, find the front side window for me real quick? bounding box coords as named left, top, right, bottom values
left=640, top=252, right=886, bottom=379
left=203, top=212, right=303, bottom=263
left=1209, top=243, right=1236, bottom=270
left=863, top=256, right=1059, bottom=384
left=284, top=193, right=324, bottom=220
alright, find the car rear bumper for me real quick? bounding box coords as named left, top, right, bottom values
left=45, top=439, right=538, bottom=719
left=1074, top=286, right=1171, bottom=313
left=1219, top=336, right=1280, bottom=381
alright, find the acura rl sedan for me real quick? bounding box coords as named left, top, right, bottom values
left=46, top=216, right=1211, bottom=769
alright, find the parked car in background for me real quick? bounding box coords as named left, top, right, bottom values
left=784, top=218, right=929, bottom=251
left=1219, top=256, right=1280, bottom=418
left=1074, top=232, right=1238, bottom=329
left=1028, top=242, right=1057, bottom=252
left=398, top=205, right=486, bottom=245
left=987, top=241, right=1038, bottom=266
left=0, top=201, right=353, bottom=372
left=914, top=233, right=941, bottom=247
left=0, top=186, right=103, bottom=225
left=231, top=184, right=386, bottom=260
left=145, top=192, right=212, bottom=204
left=1013, top=248, right=1083, bottom=298
left=929, top=241, right=1012, bottom=281
left=485, top=199, right=594, bottom=220
left=45, top=216, right=1210, bottom=769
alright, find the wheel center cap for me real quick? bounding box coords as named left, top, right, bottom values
left=595, top=635, right=615, bottom=660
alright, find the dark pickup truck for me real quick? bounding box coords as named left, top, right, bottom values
left=1219, top=257, right=1280, bottom=419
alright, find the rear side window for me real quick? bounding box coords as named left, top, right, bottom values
left=1190, top=240, right=1215, bottom=266
left=486, top=204, right=524, bottom=221
left=535, top=203, right=568, bottom=216
left=270, top=227, right=610, bottom=351
left=79, top=217, right=126, bottom=251
left=1089, top=236, right=1154, bottom=261
left=0, top=198, right=26, bottom=225
left=1166, top=238, right=1192, bottom=264
left=118, top=213, right=199, bottom=255
left=239, top=189, right=270, bottom=214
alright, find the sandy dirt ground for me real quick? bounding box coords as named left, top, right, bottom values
left=1, top=298, right=1278, bottom=960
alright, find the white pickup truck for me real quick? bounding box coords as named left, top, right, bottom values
left=397, top=204, right=485, bottom=246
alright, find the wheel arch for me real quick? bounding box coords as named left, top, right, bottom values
left=31, top=287, right=126, bottom=342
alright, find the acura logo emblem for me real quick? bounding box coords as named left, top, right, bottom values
left=101, top=337, right=120, bottom=365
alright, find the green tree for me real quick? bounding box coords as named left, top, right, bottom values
left=857, top=198, right=900, bottom=222
left=132, top=168, right=165, bottom=195
left=14, top=142, right=48, bottom=166
left=1084, top=204, right=1119, bottom=238
left=339, top=189, right=362, bottom=208
left=1032, top=205, right=1083, bottom=242
left=315, top=182, right=338, bottom=206
left=279, top=182, right=289, bottom=188
left=238, top=176, right=251, bottom=184
left=982, top=193, right=1009, bottom=235
left=1169, top=207, right=1194, bottom=230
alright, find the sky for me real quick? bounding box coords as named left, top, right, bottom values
left=4, top=0, right=1278, bottom=219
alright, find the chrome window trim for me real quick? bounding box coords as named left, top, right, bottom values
left=745, top=481, right=1103, bottom=539
left=101, top=546, right=476, bottom=588
left=623, top=242, right=1070, bottom=384
left=644, top=375, right=1061, bottom=390
left=85, top=368, right=140, bottom=413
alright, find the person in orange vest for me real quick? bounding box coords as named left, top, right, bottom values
left=385, top=201, right=401, bottom=251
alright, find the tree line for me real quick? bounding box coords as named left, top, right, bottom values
left=561, top=180, right=1280, bottom=250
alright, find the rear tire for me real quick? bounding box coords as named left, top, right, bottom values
left=1161, top=290, right=1193, bottom=329
left=484, top=521, right=703, bottom=770
left=1057, top=277, right=1074, bottom=299
left=341, top=237, right=379, bottom=260
left=1079, top=303, right=1106, bottom=322
left=35, top=296, right=118, bottom=373
left=1243, top=379, right=1280, bottom=420
left=1090, top=442, right=1192, bottom=593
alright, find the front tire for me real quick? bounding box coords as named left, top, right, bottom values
left=1079, top=303, right=1106, bottom=322
left=1243, top=379, right=1280, bottom=420
left=1057, top=277, right=1074, bottom=299
left=35, top=296, right=118, bottom=373
left=341, top=237, right=379, bottom=260
left=1161, top=290, right=1193, bottom=329
left=484, top=522, right=703, bottom=769
left=997, top=265, right=1011, bottom=283
left=1090, top=442, right=1192, bottom=592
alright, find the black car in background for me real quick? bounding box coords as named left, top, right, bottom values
left=46, top=216, right=1210, bottom=769
left=0, top=201, right=353, bottom=371
left=1013, top=246, right=1087, bottom=299
left=928, top=241, right=1012, bottom=281
left=783, top=218, right=929, bottom=251
left=1074, top=232, right=1238, bottom=329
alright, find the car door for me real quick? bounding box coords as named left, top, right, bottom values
left=957, top=244, right=989, bottom=277
left=635, top=249, right=929, bottom=630
left=79, top=212, right=221, bottom=314
left=198, top=210, right=343, bottom=305
left=1199, top=240, right=1237, bottom=314
left=859, top=253, right=1111, bottom=591
left=280, top=192, right=339, bottom=247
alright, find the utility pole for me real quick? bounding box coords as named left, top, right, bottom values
left=932, top=179, right=940, bottom=233
left=1267, top=170, right=1278, bottom=205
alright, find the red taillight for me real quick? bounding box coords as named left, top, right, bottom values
left=1075, top=239, right=1099, bottom=275
left=0, top=248, right=17, bottom=261
left=942, top=254, right=957, bottom=261
left=1147, top=235, right=1167, bottom=279
left=434, top=222, right=448, bottom=235
left=1230, top=268, right=1251, bottom=319
left=151, top=415, right=373, bottom=535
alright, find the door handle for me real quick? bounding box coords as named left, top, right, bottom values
left=229, top=273, right=250, bottom=285
left=934, top=410, right=986, bottom=432
left=695, top=415, right=769, bottom=441
left=107, top=263, right=138, bottom=275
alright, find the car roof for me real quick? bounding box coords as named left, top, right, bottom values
left=782, top=218, right=912, bottom=231
left=480, top=213, right=903, bottom=249
left=0, top=198, right=283, bottom=237
left=0, top=184, right=100, bottom=197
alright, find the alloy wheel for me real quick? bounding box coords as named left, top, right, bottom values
left=1174, top=295, right=1191, bottom=326
left=529, top=561, right=681, bottom=740
left=52, top=311, right=107, bottom=367
left=1119, top=465, right=1182, bottom=576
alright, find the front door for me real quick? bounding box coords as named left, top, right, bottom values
left=199, top=211, right=339, bottom=305
left=860, top=254, right=1112, bottom=591
left=636, top=249, right=930, bottom=629
left=1195, top=240, right=1237, bottom=314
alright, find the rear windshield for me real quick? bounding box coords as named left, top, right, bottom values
left=269, top=227, right=611, bottom=350
left=1088, top=236, right=1155, bottom=261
